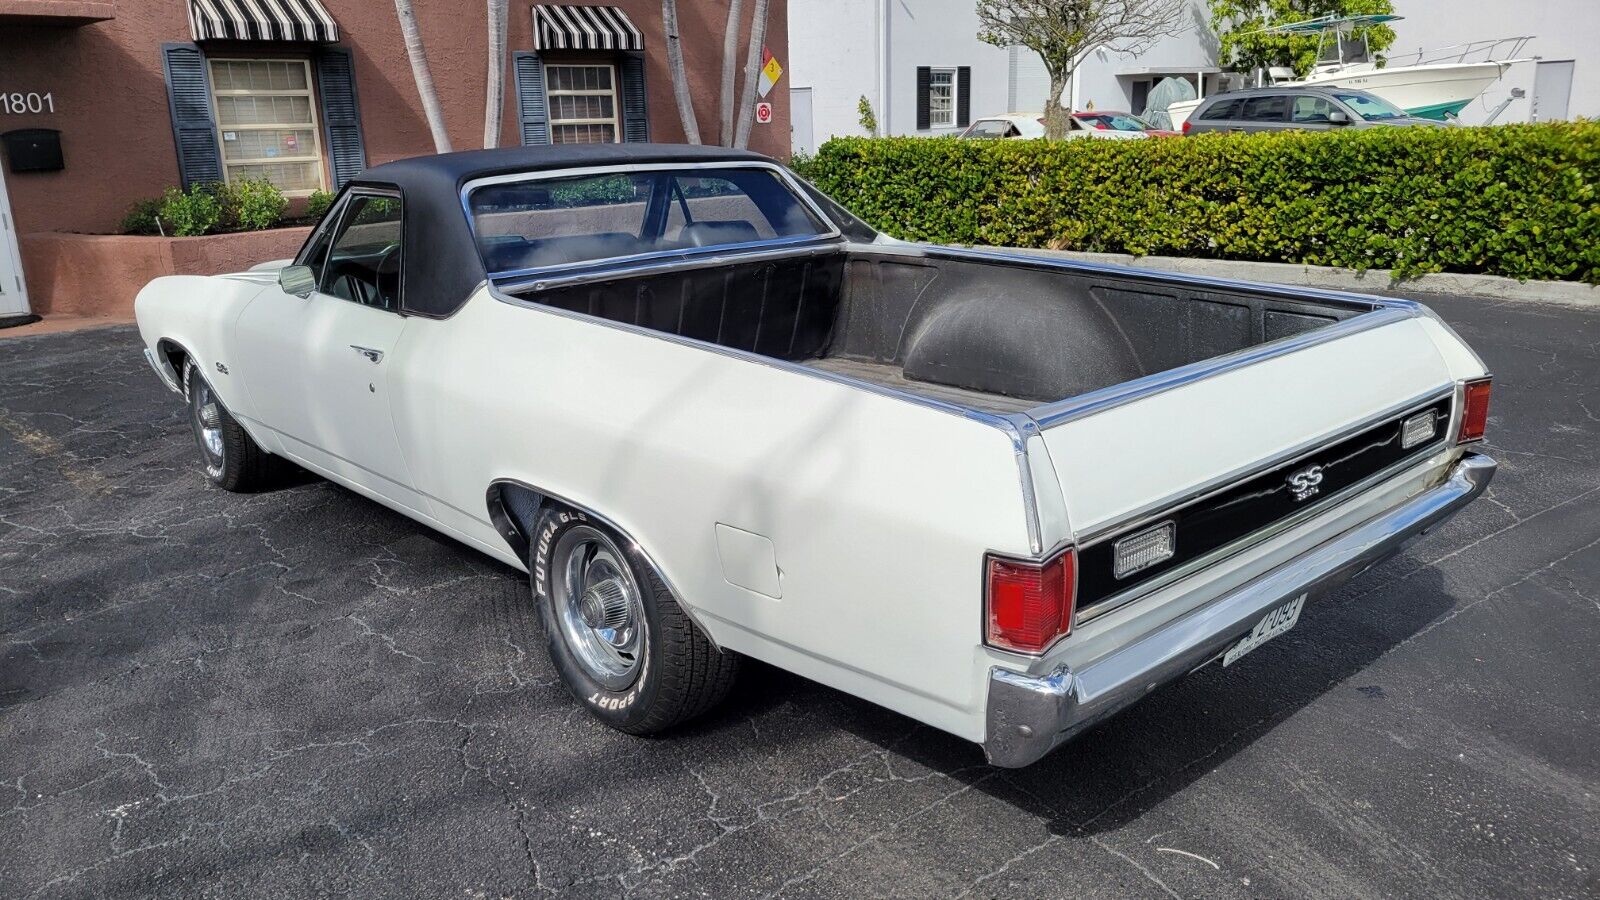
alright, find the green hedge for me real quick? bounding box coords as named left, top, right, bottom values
left=795, top=123, right=1600, bottom=283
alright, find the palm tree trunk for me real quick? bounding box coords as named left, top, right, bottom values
left=661, top=0, right=702, bottom=144
left=483, top=0, right=508, bottom=148
left=394, top=0, right=452, bottom=153
left=717, top=0, right=745, bottom=146
left=731, top=0, right=770, bottom=149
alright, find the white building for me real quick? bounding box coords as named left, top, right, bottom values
left=789, top=0, right=1594, bottom=151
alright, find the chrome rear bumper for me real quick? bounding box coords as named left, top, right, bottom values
left=983, top=452, right=1496, bottom=768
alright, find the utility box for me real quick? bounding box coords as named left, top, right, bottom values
left=2, top=129, right=65, bottom=173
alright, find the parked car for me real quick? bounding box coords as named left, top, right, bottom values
left=136, top=144, right=1495, bottom=767
left=1183, top=86, right=1448, bottom=135
left=1072, top=110, right=1181, bottom=137
left=959, top=113, right=1148, bottom=140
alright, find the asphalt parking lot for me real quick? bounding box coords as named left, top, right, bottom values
left=2, top=293, right=1596, bottom=899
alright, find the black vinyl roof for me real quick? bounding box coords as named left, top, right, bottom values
left=346, top=144, right=778, bottom=318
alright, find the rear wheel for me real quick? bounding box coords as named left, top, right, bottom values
left=184, top=358, right=277, bottom=492
left=532, top=507, right=739, bottom=733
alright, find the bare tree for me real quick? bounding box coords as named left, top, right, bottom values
left=394, top=0, right=452, bottom=152
left=978, top=0, right=1187, bottom=139
left=483, top=0, right=509, bottom=147
left=731, top=0, right=770, bottom=149
left=718, top=0, right=746, bottom=145
left=661, top=0, right=702, bottom=143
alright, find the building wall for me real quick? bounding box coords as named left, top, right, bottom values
left=0, top=0, right=791, bottom=241
left=790, top=0, right=1011, bottom=144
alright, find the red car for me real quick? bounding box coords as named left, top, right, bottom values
left=1071, top=111, right=1182, bottom=137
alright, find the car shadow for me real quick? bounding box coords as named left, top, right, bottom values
left=720, top=559, right=1458, bottom=836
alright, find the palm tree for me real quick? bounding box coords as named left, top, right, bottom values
left=732, top=0, right=770, bottom=148
left=483, top=0, right=509, bottom=147
left=717, top=0, right=745, bottom=146
left=661, top=0, right=702, bottom=143
left=393, top=0, right=452, bottom=152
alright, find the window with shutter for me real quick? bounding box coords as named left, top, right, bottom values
left=161, top=43, right=224, bottom=190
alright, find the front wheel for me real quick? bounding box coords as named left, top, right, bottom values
left=532, top=507, right=739, bottom=734
left=184, top=358, right=278, bottom=492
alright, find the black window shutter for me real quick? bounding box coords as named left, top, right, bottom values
left=314, top=47, right=367, bottom=188
left=160, top=43, right=222, bottom=189
left=915, top=66, right=931, bottom=131
left=619, top=51, right=649, bottom=142
left=957, top=67, right=971, bottom=127
left=514, top=51, right=551, bottom=145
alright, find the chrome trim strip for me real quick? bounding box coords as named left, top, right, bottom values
left=1074, top=385, right=1456, bottom=546
left=485, top=478, right=723, bottom=652
left=497, top=240, right=841, bottom=293
left=1028, top=306, right=1420, bottom=428
left=983, top=452, right=1496, bottom=767
left=1074, top=437, right=1455, bottom=626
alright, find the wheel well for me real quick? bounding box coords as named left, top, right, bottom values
left=156, top=339, right=189, bottom=388
left=486, top=481, right=548, bottom=562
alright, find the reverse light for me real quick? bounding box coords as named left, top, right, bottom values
left=1400, top=409, right=1438, bottom=450
left=1113, top=521, right=1176, bottom=579
left=986, top=549, right=1076, bottom=654
left=1457, top=377, right=1492, bottom=443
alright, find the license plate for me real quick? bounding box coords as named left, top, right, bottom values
left=1223, top=594, right=1305, bottom=667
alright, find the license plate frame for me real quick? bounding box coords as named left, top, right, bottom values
left=1223, top=593, right=1306, bottom=667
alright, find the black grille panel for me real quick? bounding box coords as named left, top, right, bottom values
left=1076, top=395, right=1453, bottom=611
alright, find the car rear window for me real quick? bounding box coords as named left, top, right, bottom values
left=469, top=167, right=829, bottom=276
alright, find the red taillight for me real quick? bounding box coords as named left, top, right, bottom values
left=986, top=549, right=1076, bottom=654
left=1458, top=377, right=1492, bottom=443
left=1182, top=120, right=1192, bottom=134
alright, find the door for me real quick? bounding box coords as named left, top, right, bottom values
left=1239, top=94, right=1292, bottom=132
left=1531, top=60, right=1574, bottom=123
left=791, top=86, right=814, bottom=154
left=0, top=172, right=29, bottom=319
left=235, top=190, right=425, bottom=512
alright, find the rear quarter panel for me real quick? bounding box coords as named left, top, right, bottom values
left=389, top=289, right=1033, bottom=740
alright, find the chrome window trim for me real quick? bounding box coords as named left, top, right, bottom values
left=495, top=234, right=842, bottom=292
left=459, top=160, right=842, bottom=280
left=316, top=186, right=406, bottom=314
left=1072, top=390, right=1457, bottom=626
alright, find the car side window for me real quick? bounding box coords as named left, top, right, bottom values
left=320, top=194, right=403, bottom=312
left=1199, top=98, right=1240, bottom=120
left=1243, top=96, right=1289, bottom=122
left=294, top=197, right=344, bottom=285
left=1291, top=95, right=1336, bottom=124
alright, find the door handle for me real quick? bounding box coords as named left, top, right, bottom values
left=350, top=345, right=384, bottom=364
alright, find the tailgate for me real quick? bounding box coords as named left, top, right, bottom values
left=1037, top=314, right=1456, bottom=611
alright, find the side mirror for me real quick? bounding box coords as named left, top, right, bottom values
left=278, top=264, right=317, bottom=298
left=1327, top=110, right=1352, bottom=125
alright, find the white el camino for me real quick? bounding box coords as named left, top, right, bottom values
left=136, top=144, right=1495, bottom=767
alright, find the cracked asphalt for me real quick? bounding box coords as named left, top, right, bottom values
left=2, top=293, right=1596, bottom=899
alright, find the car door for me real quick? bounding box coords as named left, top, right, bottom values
left=1240, top=94, right=1292, bottom=132
left=234, top=189, right=427, bottom=514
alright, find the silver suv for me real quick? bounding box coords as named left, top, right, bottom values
left=1184, top=87, right=1446, bottom=135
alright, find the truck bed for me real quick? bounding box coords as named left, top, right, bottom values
left=509, top=243, right=1382, bottom=417
left=803, top=356, right=1038, bottom=415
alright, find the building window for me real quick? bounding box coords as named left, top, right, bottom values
left=208, top=59, right=326, bottom=196
left=928, top=68, right=957, bottom=128
left=546, top=63, right=620, bottom=144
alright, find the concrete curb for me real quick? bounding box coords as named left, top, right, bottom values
left=987, top=247, right=1600, bottom=308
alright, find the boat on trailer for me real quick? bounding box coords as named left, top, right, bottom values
left=1166, top=14, right=1533, bottom=127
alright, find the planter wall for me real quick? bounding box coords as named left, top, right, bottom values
left=20, top=227, right=311, bottom=318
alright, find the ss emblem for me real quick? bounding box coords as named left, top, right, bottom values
left=1287, top=465, right=1325, bottom=502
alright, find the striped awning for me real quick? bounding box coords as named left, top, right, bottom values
left=533, top=5, right=643, bottom=52
left=187, top=0, right=339, bottom=43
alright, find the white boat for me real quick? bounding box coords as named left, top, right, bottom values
left=1166, top=14, right=1532, bottom=127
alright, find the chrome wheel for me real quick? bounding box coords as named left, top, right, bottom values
left=189, top=370, right=225, bottom=474
left=551, top=525, right=645, bottom=690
